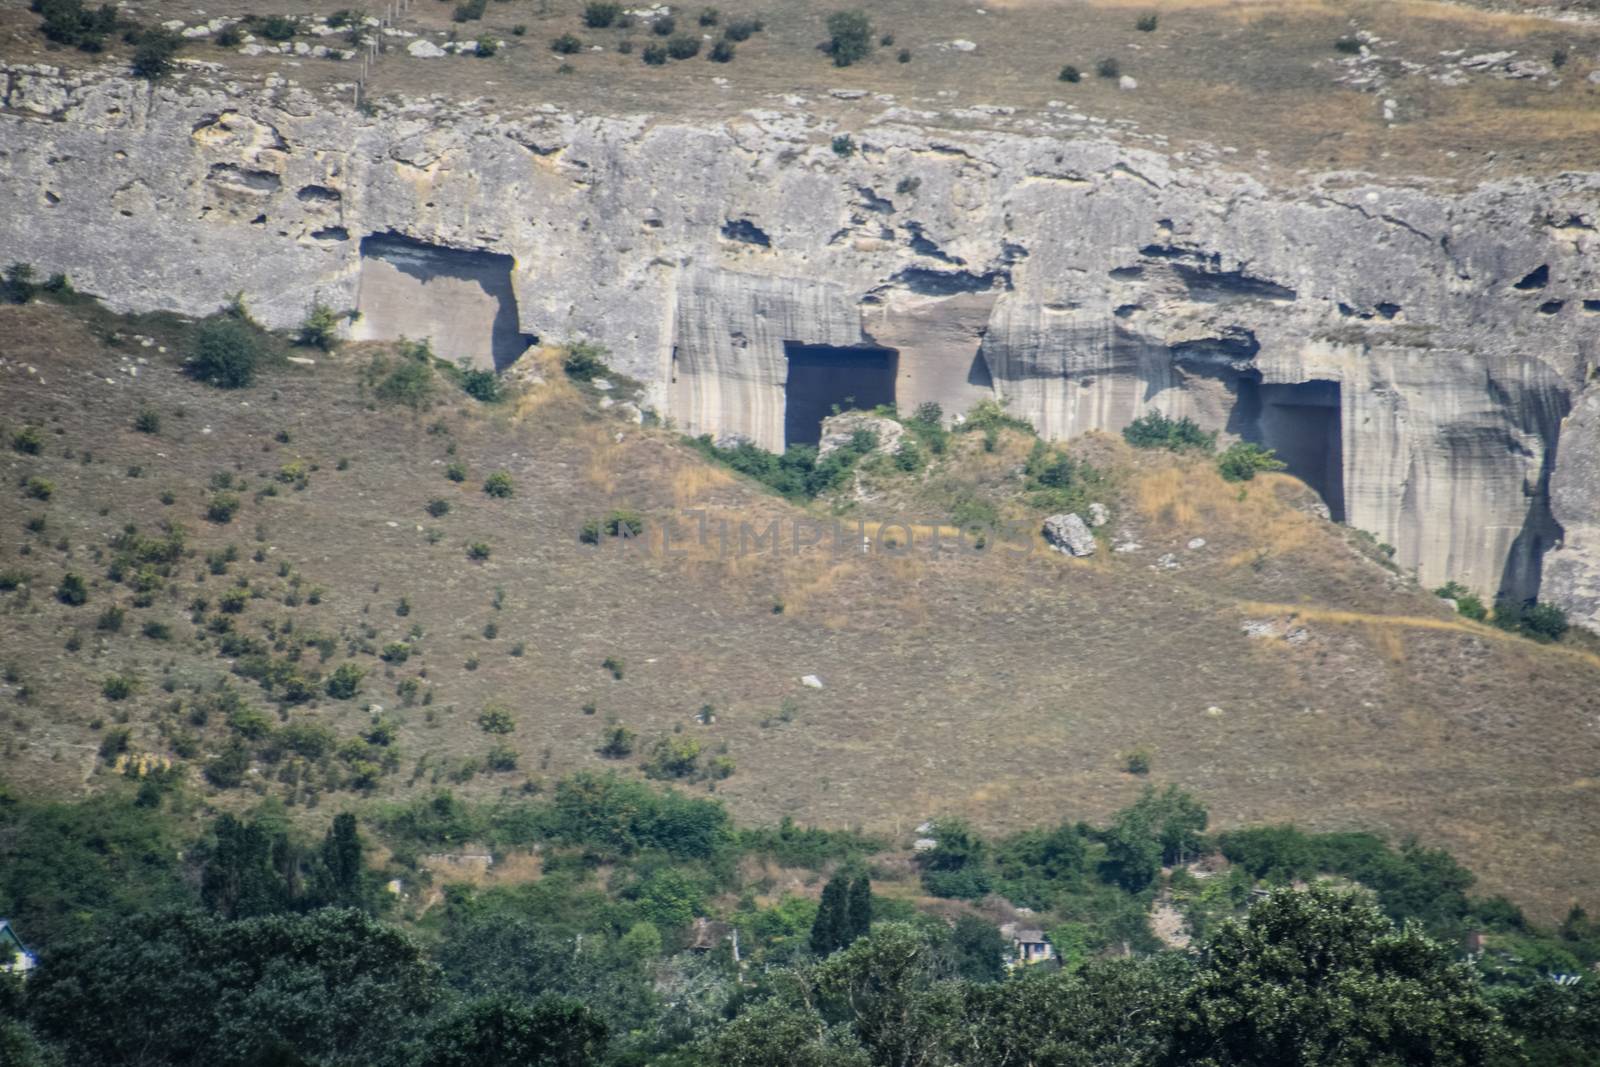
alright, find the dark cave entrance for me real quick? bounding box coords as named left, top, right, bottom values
left=783, top=342, right=899, bottom=447
left=1238, top=379, right=1346, bottom=522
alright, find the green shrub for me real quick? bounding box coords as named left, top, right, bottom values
left=583, top=1, right=620, bottom=27
left=605, top=510, right=644, bottom=537
left=250, top=13, right=297, bottom=39
left=204, top=740, right=250, bottom=787
left=478, top=705, right=515, bottom=734
left=0, top=568, right=27, bottom=591
left=381, top=642, right=411, bottom=664
left=102, top=674, right=136, bottom=701
left=831, top=134, right=856, bottom=157
left=665, top=33, right=700, bottom=59
left=551, top=31, right=582, bottom=52
left=652, top=13, right=675, bottom=34
left=482, top=471, right=514, bottom=498
left=698, top=7, right=719, bottom=26
left=296, top=302, right=341, bottom=351
left=602, top=656, right=624, bottom=680
left=141, top=620, right=172, bottom=640
left=56, top=572, right=88, bottom=605
left=1125, top=750, right=1151, bottom=775
left=599, top=725, right=636, bottom=758
left=12, top=425, right=43, bottom=454
left=642, top=735, right=700, bottom=779
left=467, top=542, right=491, bottom=561
left=24, top=477, right=54, bottom=500
left=485, top=744, right=518, bottom=772
left=1493, top=599, right=1570, bottom=643
left=1217, top=442, right=1286, bottom=482
left=562, top=341, right=609, bottom=380
left=641, top=42, right=666, bottom=64
left=1433, top=581, right=1487, bottom=621
left=445, top=462, right=467, bottom=482
left=215, top=22, right=242, bottom=45
left=893, top=440, right=924, bottom=473
left=425, top=499, right=450, bottom=518
left=1335, top=36, right=1362, bottom=54
left=134, top=409, right=161, bottom=434
left=1058, top=64, right=1081, bottom=82
left=709, top=38, right=734, bottom=62
left=579, top=519, right=603, bottom=544
left=96, top=605, right=126, bottom=632
left=826, top=9, right=873, bottom=66
left=455, top=366, right=502, bottom=402
left=452, top=0, right=485, bottom=20
left=190, top=314, right=264, bottom=389
left=206, top=492, right=241, bottom=524
left=722, top=16, right=761, bottom=41
left=130, top=28, right=181, bottom=80
left=34, top=0, right=119, bottom=51
left=325, top=662, right=365, bottom=699
left=373, top=342, right=435, bottom=408
left=1123, top=411, right=1216, bottom=452
left=1096, top=56, right=1121, bottom=78
left=1135, top=13, right=1158, bottom=31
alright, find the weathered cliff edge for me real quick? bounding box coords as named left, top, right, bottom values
left=2, top=66, right=1598, bottom=622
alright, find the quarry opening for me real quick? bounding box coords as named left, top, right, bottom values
left=783, top=342, right=899, bottom=447
left=1237, top=379, right=1346, bottom=521
left=352, top=232, right=535, bottom=372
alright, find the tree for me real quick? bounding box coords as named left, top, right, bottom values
left=314, top=812, right=366, bottom=910
left=27, top=909, right=442, bottom=1066
left=825, top=10, right=873, bottom=66
left=189, top=313, right=264, bottom=389
left=698, top=997, right=869, bottom=1067
left=811, top=873, right=851, bottom=956
left=846, top=874, right=872, bottom=942
left=812, top=923, right=963, bottom=1067
left=199, top=813, right=289, bottom=918
left=946, top=914, right=1006, bottom=984
left=918, top=818, right=993, bottom=900
left=419, top=994, right=607, bottom=1067
left=1165, top=885, right=1514, bottom=1066
left=961, top=955, right=1191, bottom=1066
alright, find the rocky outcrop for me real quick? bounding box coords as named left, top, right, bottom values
left=1043, top=513, right=1097, bottom=557
left=1546, top=379, right=1600, bottom=633
left=1, top=66, right=1596, bottom=617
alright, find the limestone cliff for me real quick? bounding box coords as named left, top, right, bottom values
left=2, top=65, right=1597, bottom=620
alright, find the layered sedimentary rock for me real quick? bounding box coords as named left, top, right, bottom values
left=1547, top=381, right=1600, bottom=633
left=1, top=66, right=1596, bottom=619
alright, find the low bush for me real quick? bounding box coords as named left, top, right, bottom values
left=665, top=33, right=700, bottom=59
left=642, top=735, right=701, bottom=779
left=1433, top=580, right=1487, bottom=622
left=826, top=9, right=872, bottom=66
left=641, top=42, right=666, bottom=64
left=599, top=725, right=636, bottom=758
left=1493, top=599, right=1570, bottom=643
left=33, top=0, right=119, bottom=51
left=25, top=477, right=54, bottom=500
left=832, top=134, right=856, bottom=157
left=1097, top=57, right=1120, bottom=78
left=583, top=1, right=621, bottom=27
left=56, top=572, right=88, bottom=605
left=562, top=341, right=609, bottom=381
left=651, top=14, right=675, bottom=35
left=325, top=663, right=364, bottom=699
left=602, top=656, right=624, bottom=680
left=478, top=705, right=515, bottom=734
left=466, top=542, right=491, bottom=561
left=698, top=7, right=719, bottom=26
left=190, top=314, right=264, bottom=389
left=722, top=16, right=761, bottom=41
left=426, top=499, right=450, bottom=518
left=709, top=38, right=734, bottom=62
left=206, top=492, right=241, bottom=524
left=551, top=31, right=581, bottom=53
left=1123, top=411, right=1216, bottom=452
left=1335, top=36, right=1362, bottom=54
left=1058, top=64, right=1081, bottom=83
left=452, top=0, right=486, bottom=20
left=1135, top=13, right=1158, bottom=31
left=482, top=471, right=514, bottom=498
left=134, top=409, right=161, bottom=434
left=1217, top=442, right=1285, bottom=482
left=11, top=425, right=43, bottom=454
left=131, top=29, right=182, bottom=81
left=296, top=302, right=341, bottom=351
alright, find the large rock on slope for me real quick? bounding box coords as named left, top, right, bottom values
left=1043, top=513, right=1097, bottom=557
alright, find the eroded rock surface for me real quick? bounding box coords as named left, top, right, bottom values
left=1, top=67, right=1596, bottom=616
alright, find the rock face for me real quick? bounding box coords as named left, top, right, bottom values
left=1043, top=513, right=1097, bottom=557
left=1546, top=380, right=1600, bottom=633
left=0, top=66, right=1596, bottom=619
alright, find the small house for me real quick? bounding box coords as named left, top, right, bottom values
left=1000, top=923, right=1054, bottom=966
left=0, top=920, right=36, bottom=976
left=686, top=918, right=740, bottom=962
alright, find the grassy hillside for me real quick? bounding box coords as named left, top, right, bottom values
left=1, top=295, right=1597, bottom=918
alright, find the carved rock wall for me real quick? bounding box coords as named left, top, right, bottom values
left=1, top=67, right=1597, bottom=619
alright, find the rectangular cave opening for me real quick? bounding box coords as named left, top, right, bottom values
left=1241, top=379, right=1346, bottom=522
left=354, top=232, right=535, bottom=372
left=783, top=342, right=899, bottom=448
